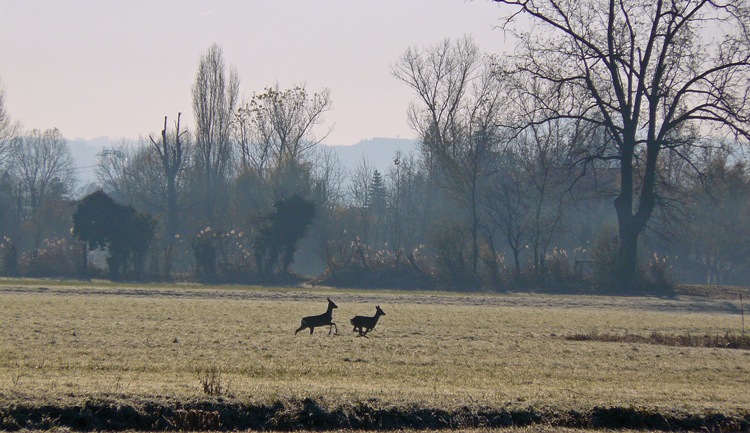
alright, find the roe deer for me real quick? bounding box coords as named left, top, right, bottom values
left=350, top=305, right=385, bottom=337
left=295, top=298, right=338, bottom=335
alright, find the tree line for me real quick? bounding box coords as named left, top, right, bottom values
left=1, top=0, right=749, bottom=293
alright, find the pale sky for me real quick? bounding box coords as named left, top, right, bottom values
left=0, top=1, right=510, bottom=146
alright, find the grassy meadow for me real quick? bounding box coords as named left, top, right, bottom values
left=0, top=279, right=749, bottom=430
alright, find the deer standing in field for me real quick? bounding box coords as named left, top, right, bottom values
left=350, top=305, right=385, bottom=337
left=295, top=298, right=338, bottom=335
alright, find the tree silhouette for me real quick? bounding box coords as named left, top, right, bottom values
left=73, top=190, right=156, bottom=280
left=254, top=194, right=316, bottom=275
left=494, top=0, right=750, bottom=290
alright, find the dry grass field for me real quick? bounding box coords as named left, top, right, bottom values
left=0, top=279, right=749, bottom=431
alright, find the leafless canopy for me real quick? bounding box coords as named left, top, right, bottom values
left=10, top=128, right=76, bottom=220
left=234, top=83, right=332, bottom=174
left=191, top=43, right=240, bottom=224
left=0, top=79, right=22, bottom=166
left=494, top=0, right=750, bottom=285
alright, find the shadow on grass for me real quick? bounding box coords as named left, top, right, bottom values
left=1, top=397, right=749, bottom=432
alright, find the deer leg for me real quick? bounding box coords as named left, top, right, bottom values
left=294, top=322, right=305, bottom=334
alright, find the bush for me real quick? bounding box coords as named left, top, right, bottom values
left=0, top=237, right=19, bottom=277
left=430, top=220, right=475, bottom=289
left=20, top=237, right=81, bottom=278
left=639, top=253, right=675, bottom=295
left=316, top=238, right=434, bottom=290
left=197, top=365, right=230, bottom=396
left=191, top=227, right=220, bottom=280
left=478, top=243, right=507, bottom=290
left=191, top=227, right=259, bottom=283
left=545, top=247, right=572, bottom=281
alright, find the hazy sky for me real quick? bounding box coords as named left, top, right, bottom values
left=0, top=1, right=510, bottom=146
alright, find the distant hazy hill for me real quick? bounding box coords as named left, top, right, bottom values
left=67, top=136, right=419, bottom=189
left=326, top=137, right=418, bottom=174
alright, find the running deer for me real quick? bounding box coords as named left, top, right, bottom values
left=295, top=298, right=338, bottom=335
left=350, top=305, right=385, bottom=337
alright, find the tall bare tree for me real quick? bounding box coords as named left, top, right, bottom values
left=483, top=147, right=532, bottom=279
left=234, top=83, right=332, bottom=174
left=393, top=36, right=480, bottom=161
left=0, top=79, right=22, bottom=244
left=498, top=74, right=587, bottom=274
left=192, top=44, right=239, bottom=226
left=150, top=113, right=190, bottom=278
left=10, top=128, right=76, bottom=252
left=150, top=114, right=188, bottom=240
left=233, top=83, right=332, bottom=202
left=96, top=142, right=167, bottom=213
left=393, top=36, right=502, bottom=275
left=348, top=158, right=375, bottom=243
left=494, top=0, right=750, bottom=290
left=0, top=79, right=21, bottom=168
left=96, top=142, right=133, bottom=197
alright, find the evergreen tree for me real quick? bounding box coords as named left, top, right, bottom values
left=369, top=169, right=386, bottom=213
left=73, top=190, right=156, bottom=280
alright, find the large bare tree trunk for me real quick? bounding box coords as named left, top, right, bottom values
left=495, top=0, right=750, bottom=292
left=614, top=133, right=657, bottom=290
left=150, top=113, right=187, bottom=280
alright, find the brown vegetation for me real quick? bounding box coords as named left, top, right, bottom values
left=1, top=398, right=749, bottom=431
left=565, top=331, right=750, bottom=350
left=0, top=280, right=749, bottom=431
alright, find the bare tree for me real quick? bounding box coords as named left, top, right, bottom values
left=97, top=142, right=166, bottom=212
left=348, top=157, right=375, bottom=243
left=149, top=114, right=189, bottom=240
left=192, top=43, right=239, bottom=225
left=499, top=75, right=585, bottom=274
left=10, top=128, right=76, bottom=252
left=683, top=153, right=750, bottom=284
left=384, top=152, right=432, bottom=255
left=311, top=145, right=346, bottom=209
left=483, top=148, right=532, bottom=279
left=495, top=0, right=750, bottom=290
left=304, top=145, right=347, bottom=272
left=95, top=141, right=139, bottom=202
left=235, top=83, right=332, bottom=174
left=0, top=79, right=22, bottom=168
left=0, top=79, right=22, bottom=245
left=521, top=121, right=575, bottom=273
left=393, top=36, right=502, bottom=275
left=232, top=83, right=332, bottom=204
left=393, top=36, right=480, bottom=161
left=150, top=113, right=190, bottom=278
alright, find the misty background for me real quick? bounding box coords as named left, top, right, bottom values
left=2, top=1, right=750, bottom=292
left=68, top=137, right=418, bottom=190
